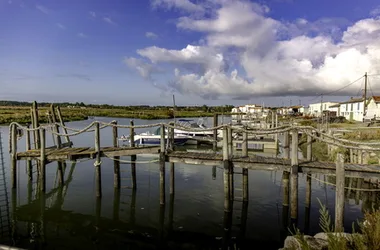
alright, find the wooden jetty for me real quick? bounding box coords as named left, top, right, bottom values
left=7, top=102, right=380, bottom=233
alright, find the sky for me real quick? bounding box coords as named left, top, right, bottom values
left=0, top=0, right=380, bottom=106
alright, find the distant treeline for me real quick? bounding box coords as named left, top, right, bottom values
left=0, top=100, right=235, bottom=112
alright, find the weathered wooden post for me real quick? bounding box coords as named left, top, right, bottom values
left=281, top=171, right=290, bottom=239
left=57, top=162, right=64, bottom=186
left=94, top=122, right=102, bottom=198
left=223, top=126, right=230, bottom=211
left=31, top=101, right=40, bottom=149
left=26, top=124, right=32, bottom=181
left=227, top=126, right=234, bottom=200
left=11, top=124, right=17, bottom=189
left=213, top=113, right=218, bottom=151
left=349, top=149, right=354, bottom=163
left=305, top=173, right=312, bottom=234
left=170, top=162, right=175, bottom=195
left=271, top=110, right=275, bottom=128
left=284, top=131, right=290, bottom=159
left=358, top=149, right=363, bottom=164
left=40, top=127, right=46, bottom=192
left=130, top=120, right=137, bottom=190
left=307, top=131, right=312, bottom=161
left=56, top=106, right=71, bottom=146
left=160, top=124, right=166, bottom=205
left=50, top=104, right=62, bottom=148
left=335, top=153, right=345, bottom=232
left=227, top=126, right=233, bottom=158
left=362, top=151, right=369, bottom=164
left=290, top=129, right=299, bottom=224
left=129, top=120, right=135, bottom=147
left=355, top=178, right=363, bottom=205
left=112, top=121, right=120, bottom=189
left=242, top=130, right=248, bottom=157
left=212, top=166, right=216, bottom=180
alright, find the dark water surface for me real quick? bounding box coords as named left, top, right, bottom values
left=0, top=117, right=379, bottom=249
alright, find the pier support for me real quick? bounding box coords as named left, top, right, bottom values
left=335, top=153, right=345, bottom=232
left=94, top=122, right=102, bottom=198
left=50, top=104, right=62, bottom=148
left=290, top=130, right=299, bottom=225
left=112, top=121, right=120, bottom=189
left=243, top=168, right=248, bottom=202
left=31, top=101, right=40, bottom=149
left=284, top=131, right=289, bottom=159
left=281, top=171, right=290, bottom=241
left=11, top=124, right=17, bottom=189
left=304, top=173, right=311, bottom=234
left=40, top=128, right=46, bottom=192
left=170, top=162, right=175, bottom=195
left=223, top=127, right=230, bottom=211
left=160, top=124, right=166, bottom=205
left=307, top=132, right=312, bottom=161
left=213, top=114, right=218, bottom=151
left=227, top=127, right=233, bottom=158
left=130, top=120, right=137, bottom=190
left=129, top=120, right=135, bottom=147
left=26, top=124, right=33, bottom=181
left=242, top=131, right=248, bottom=157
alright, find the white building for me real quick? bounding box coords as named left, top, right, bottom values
left=308, top=102, right=339, bottom=116
left=231, top=104, right=264, bottom=114
left=364, top=96, right=380, bottom=120
left=338, top=98, right=365, bottom=121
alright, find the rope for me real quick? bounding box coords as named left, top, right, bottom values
left=93, top=160, right=102, bottom=167
left=106, top=156, right=159, bottom=164
left=309, top=175, right=380, bottom=192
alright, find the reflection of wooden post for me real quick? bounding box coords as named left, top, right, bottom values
left=222, top=209, right=233, bottom=250
left=168, top=193, right=174, bottom=233
left=223, top=127, right=230, bottom=211
left=95, top=122, right=102, bottom=198
left=212, top=166, right=216, bottom=180
left=57, top=161, right=64, bottom=186
left=159, top=204, right=165, bottom=246
left=170, top=162, right=175, bottom=195
left=11, top=124, right=17, bottom=189
left=240, top=201, right=248, bottom=239
left=213, top=114, right=218, bottom=151
left=40, top=128, right=46, bottom=192
left=160, top=125, right=166, bottom=205
left=39, top=191, right=46, bottom=245
left=335, top=153, right=345, bottom=232
left=11, top=188, right=17, bottom=241
left=112, top=121, right=120, bottom=189
left=243, top=168, right=248, bottom=201
left=284, top=131, right=289, bottom=159
left=112, top=188, right=120, bottom=221
left=304, top=174, right=311, bottom=234
left=281, top=171, right=290, bottom=241
left=355, top=178, right=363, bottom=205
left=130, top=189, right=136, bottom=226
left=95, top=197, right=101, bottom=228
left=290, top=130, right=299, bottom=225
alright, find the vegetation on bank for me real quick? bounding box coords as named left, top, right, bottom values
left=290, top=200, right=380, bottom=250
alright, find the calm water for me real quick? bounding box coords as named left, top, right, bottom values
left=0, top=116, right=379, bottom=249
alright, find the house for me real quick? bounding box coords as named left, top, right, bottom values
left=338, top=97, right=365, bottom=121
left=308, top=102, right=339, bottom=116
left=365, top=96, right=380, bottom=119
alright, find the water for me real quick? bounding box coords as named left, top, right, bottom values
left=0, top=117, right=379, bottom=249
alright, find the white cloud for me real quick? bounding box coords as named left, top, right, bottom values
left=77, top=33, right=87, bottom=38
left=128, top=0, right=380, bottom=100
left=89, top=11, right=96, bottom=18
left=370, top=6, right=380, bottom=17
left=36, top=4, right=50, bottom=14
left=103, top=17, right=116, bottom=25
left=151, top=0, right=204, bottom=13
left=56, top=23, right=66, bottom=30
left=145, top=32, right=158, bottom=39
left=124, top=57, right=162, bottom=80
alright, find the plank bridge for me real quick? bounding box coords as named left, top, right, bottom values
left=7, top=102, right=380, bottom=233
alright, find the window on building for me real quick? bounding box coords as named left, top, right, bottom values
left=346, top=104, right=348, bottom=110
left=357, top=103, right=360, bottom=110
left=351, top=103, right=353, bottom=111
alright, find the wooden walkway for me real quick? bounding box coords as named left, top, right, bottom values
left=16, top=147, right=380, bottom=178
left=17, top=146, right=160, bottom=161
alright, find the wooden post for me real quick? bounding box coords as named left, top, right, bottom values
left=223, top=127, right=230, bottom=207
left=160, top=124, right=165, bottom=153
left=284, top=131, right=290, bottom=159
left=271, top=111, right=275, bottom=128
left=212, top=166, right=216, bottom=180
left=170, top=125, right=174, bottom=151
left=307, top=132, right=312, bottom=161
left=57, top=162, right=64, bottom=186
left=227, top=126, right=233, bottom=158
left=11, top=124, right=17, bottom=189
left=112, top=121, right=120, bottom=189
left=213, top=114, right=218, bottom=151
left=335, top=153, right=345, bottom=232
left=129, top=120, right=135, bottom=147
left=170, top=162, right=175, bottom=195
left=243, top=168, right=248, bottom=201
left=350, top=149, right=354, bottom=163
left=282, top=171, right=290, bottom=207
left=159, top=152, right=166, bottom=205
left=242, top=131, right=248, bottom=157
left=131, top=155, right=137, bottom=190
left=40, top=128, right=46, bottom=192
left=31, top=101, right=40, bottom=149
left=50, top=104, right=62, bottom=148
left=94, top=122, right=102, bottom=198
left=358, top=149, right=363, bottom=164
left=290, top=129, right=299, bottom=224
left=56, top=106, right=71, bottom=145
left=362, top=151, right=369, bottom=164
left=25, top=124, right=33, bottom=181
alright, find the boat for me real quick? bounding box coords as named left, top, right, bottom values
left=167, top=118, right=216, bottom=145
left=119, top=127, right=189, bottom=146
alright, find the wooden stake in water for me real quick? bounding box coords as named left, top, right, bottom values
left=213, top=114, right=218, bottom=151
left=284, top=131, right=290, bottom=159
left=40, top=128, right=46, bottom=192
left=242, top=131, right=248, bottom=157
left=335, top=153, right=345, bottom=232
left=11, top=124, right=17, bottom=189
left=112, top=121, right=120, bottom=189
left=290, top=130, right=299, bottom=224
left=307, top=132, right=312, bottom=161
left=94, top=122, right=102, bottom=198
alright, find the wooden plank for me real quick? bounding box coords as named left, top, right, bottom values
left=103, top=147, right=160, bottom=157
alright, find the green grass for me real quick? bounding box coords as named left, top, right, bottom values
left=0, top=106, right=215, bottom=125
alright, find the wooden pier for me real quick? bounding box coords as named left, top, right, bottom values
left=7, top=102, right=380, bottom=234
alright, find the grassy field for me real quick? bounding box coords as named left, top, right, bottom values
left=0, top=106, right=215, bottom=125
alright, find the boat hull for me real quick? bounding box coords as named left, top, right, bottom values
left=134, top=137, right=189, bottom=146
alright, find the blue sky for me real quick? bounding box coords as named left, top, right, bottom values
left=1, top=0, right=380, bottom=106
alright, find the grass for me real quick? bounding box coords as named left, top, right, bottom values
left=290, top=199, right=380, bottom=250
left=0, top=106, right=215, bottom=125
left=342, top=129, right=380, bottom=141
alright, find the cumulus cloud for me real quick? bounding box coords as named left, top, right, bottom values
left=370, top=6, right=380, bottom=17
left=36, top=4, right=50, bottom=14
left=145, top=31, right=158, bottom=39
left=151, top=0, right=204, bottom=13
left=127, top=0, right=380, bottom=100
left=103, top=17, right=117, bottom=25
left=123, top=57, right=162, bottom=80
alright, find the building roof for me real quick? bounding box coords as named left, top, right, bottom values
left=371, top=96, right=380, bottom=103
left=329, top=103, right=340, bottom=108
left=290, top=105, right=303, bottom=109
left=339, top=97, right=365, bottom=104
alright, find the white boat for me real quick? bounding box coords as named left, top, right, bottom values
left=167, top=118, right=216, bottom=145
left=119, top=127, right=189, bottom=146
